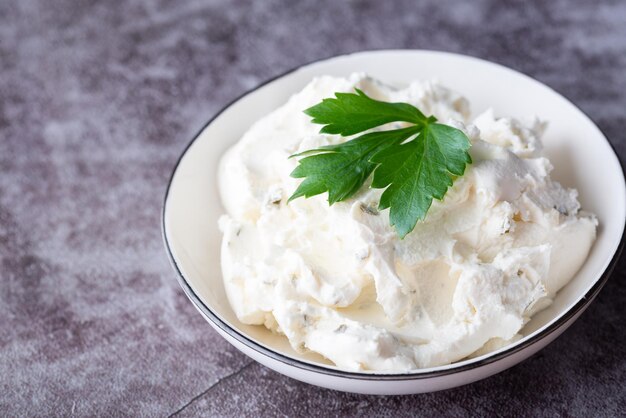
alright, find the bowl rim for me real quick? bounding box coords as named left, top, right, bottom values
left=162, top=49, right=626, bottom=380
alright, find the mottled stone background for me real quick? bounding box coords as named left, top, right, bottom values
left=1, top=0, right=625, bottom=416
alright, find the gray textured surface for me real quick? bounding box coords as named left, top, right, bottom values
left=1, top=0, right=625, bottom=416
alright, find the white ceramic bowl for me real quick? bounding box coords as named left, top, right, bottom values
left=163, top=50, right=625, bottom=395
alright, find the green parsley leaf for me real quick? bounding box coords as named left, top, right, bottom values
left=304, top=89, right=429, bottom=136
left=289, top=88, right=472, bottom=238
left=370, top=123, right=472, bottom=238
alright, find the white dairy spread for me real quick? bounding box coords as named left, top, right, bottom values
left=217, top=74, right=597, bottom=372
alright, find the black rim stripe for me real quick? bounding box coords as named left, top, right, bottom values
left=162, top=50, right=626, bottom=380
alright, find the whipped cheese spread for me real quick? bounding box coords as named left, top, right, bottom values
left=217, top=74, right=597, bottom=372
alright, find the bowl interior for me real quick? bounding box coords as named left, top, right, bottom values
left=164, top=50, right=625, bottom=374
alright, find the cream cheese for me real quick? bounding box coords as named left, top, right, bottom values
left=217, top=74, right=597, bottom=372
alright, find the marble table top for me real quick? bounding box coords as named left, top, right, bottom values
left=1, top=0, right=624, bottom=416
